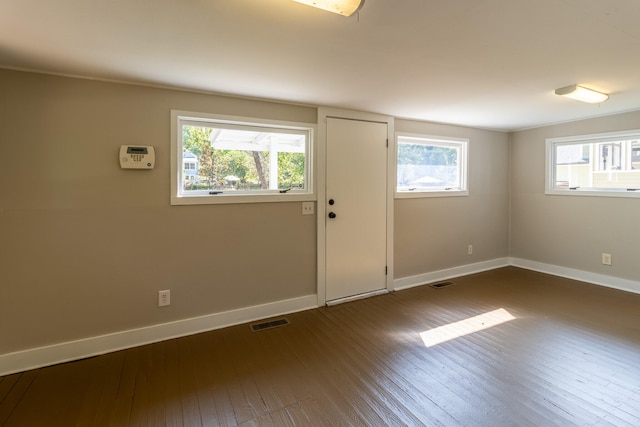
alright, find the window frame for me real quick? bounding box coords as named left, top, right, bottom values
left=546, top=129, right=640, bottom=199
left=171, top=110, right=315, bottom=205
left=395, top=133, right=469, bottom=198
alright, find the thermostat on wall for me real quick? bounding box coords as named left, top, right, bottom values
left=119, top=145, right=155, bottom=169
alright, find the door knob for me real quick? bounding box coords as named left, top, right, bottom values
left=328, top=212, right=337, bottom=219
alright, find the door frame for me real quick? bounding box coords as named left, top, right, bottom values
left=316, top=107, right=395, bottom=306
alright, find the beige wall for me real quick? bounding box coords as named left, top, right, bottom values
left=0, top=69, right=511, bottom=358
left=9, top=66, right=636, bottom=361
left=510, top=111, right=640, bottom=281
left=394, top=119, right=510, bottom=278
left=0, top=69, right=317, bottom=354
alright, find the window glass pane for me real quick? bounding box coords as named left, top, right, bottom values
left=278, top=151, right=306, bottom=190
left=554, top=143, right=590, bottom=189
left=631, top=141, right=640, bottom=167
left=180, top=124, right=307, bottom=193
left=396, top=135, right=467, bottom=195
left=549, top=131, right=640, bottom=194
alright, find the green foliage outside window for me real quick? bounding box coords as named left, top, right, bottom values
left=182, top=125, right=305, bottom=191
left=398, top=142, right=457, bottom=166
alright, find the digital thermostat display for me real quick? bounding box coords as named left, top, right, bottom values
left=127, top=147, right=148, bottom=154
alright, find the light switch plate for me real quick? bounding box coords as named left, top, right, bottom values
left=302, top=202, right=315, bottom=215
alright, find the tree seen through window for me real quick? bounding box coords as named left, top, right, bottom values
left=181, top=125, right=305, bottom=192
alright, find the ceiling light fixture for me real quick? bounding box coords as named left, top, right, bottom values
left=293, top=0, right=365, bottom=16
left=555, top=84, right=609, bottom=104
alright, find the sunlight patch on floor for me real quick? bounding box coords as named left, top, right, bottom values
left=420, top=308, right=516, bottom=347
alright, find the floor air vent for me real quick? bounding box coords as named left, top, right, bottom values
left=250, top=318, right=290, bottom=332
left=430, top=281, right=455, bottom=289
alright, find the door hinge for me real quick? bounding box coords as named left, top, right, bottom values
left=385, top=266, right=388, bottom=275
left=386, top=138, right=389, bottom=147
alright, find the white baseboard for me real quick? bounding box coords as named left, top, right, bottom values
left=393, top=258, right=511, bottom=291
left=0, top=294, right=318, bottom=377
left=5, top=258, right=639, bottom=376
left=510, top=258, right=640, bottom=295
left=393, top=257, right=640, bottom=296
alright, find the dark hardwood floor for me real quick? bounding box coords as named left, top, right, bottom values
left=1, top=267, right=639, bottom=426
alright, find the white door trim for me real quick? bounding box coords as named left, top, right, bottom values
left=316, top=107, right=395, bottom=306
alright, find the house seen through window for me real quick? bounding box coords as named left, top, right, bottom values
left=548, top=130, right=640, bottom=196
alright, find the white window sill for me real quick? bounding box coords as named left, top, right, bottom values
left=171, top=192, right=316, bottom=205
left=545, top=188, right=640, bottom=199
left=395, top=190, right=469, bottom=199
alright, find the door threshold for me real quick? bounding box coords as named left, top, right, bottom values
left=326, top=289, right=388, bottom=306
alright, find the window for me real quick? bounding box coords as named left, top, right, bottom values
left=395, top=134, right=468, bottom=197
left=171, top=111, right=314, bottom=205
left=546, top=129, right=640, bottom=197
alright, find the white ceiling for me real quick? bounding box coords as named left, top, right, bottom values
left=1, top=0, right=640, bottom=131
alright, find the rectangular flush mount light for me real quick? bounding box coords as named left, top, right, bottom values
left=555, top=84, right=609, bottom=103
left=293, top=0, right=365, bottom=16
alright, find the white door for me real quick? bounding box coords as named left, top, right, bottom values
left=325, top=117, right=388, bottom=302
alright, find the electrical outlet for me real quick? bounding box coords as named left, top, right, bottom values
left=468, top=244, right=473, bottom=255
left=602, top=253, right=612, bottom=266
left=302, top=201, right=315, bottom=215
left=158, top=289, right=171, bottom=307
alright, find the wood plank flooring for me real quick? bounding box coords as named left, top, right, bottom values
left=1, top=267, right=640, bottom=426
